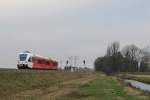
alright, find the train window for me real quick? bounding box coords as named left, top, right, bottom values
left=28, top=57, right=32, bottom=62
left=41, top=60, right=45, bottom=64
left=32, top=57, right=38, bottom=64
left=20, top=54, right=27, bottom=61
left=36, top=59, right=50, bottom=65
left=46, top=61, right=50, bottom=65
left=32, top=57, right=35, bottom=62
left=38, top=60, right=42, bottom=64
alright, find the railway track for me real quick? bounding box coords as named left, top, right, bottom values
left=0, top=68, right=58, bottom=73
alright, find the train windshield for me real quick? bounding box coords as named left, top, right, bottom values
left=19, top=54, right=27, bottom=61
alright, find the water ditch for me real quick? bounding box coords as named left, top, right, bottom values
left=125, top=80, right=150, bottom=92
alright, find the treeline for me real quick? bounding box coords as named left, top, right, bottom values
left=94, top=41, right=150, bottom=74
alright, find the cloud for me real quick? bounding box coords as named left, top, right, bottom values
left=0, top=0, right=111, bottom=15
left=0, top=0, right=111, bottom=8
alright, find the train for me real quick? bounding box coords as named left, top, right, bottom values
left=17, top=51, right=58, bottom=70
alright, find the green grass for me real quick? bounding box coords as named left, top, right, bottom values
left=60, top=75, right=149, bottom=100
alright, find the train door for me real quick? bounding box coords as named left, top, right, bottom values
left=28, top=57, right=33, bottom=68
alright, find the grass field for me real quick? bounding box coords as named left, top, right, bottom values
left=0, top=70, right=149, bottom=100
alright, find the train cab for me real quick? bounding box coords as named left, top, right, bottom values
left=17, top=51, right=58, bottom=70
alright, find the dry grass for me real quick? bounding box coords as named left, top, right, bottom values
left=124, top=86, right=149, bottom=99
left=0, top=70, right=89, bottom=99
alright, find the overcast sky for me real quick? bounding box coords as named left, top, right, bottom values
left=0, top=0, right=150, bottom=68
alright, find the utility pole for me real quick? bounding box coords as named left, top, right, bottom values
left=66, top=60, right=69, bottom=66
left=74, top=56, right=79, bottom=67
left=83, top=60, right=86, bottom=67
left=59, top=58, right=62, bottom=69
left=69, top=56, right=73, bottom=67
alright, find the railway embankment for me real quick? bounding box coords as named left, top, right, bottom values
left=0, top=70, right=149, bottom=100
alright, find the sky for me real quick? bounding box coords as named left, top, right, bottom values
left=0, top=0, right=150, bottom=68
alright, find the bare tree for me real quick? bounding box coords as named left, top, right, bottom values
left=106, top=41, right=120, bottom=56
left=140, top=46, right=150, bottom=71
left=121, top=44, right=141, bottom=61
left=121, top=45, right=142, bottom=72
left=141, top=46, right=150, bottom=57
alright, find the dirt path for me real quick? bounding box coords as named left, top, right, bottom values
left=2, top=74, right=96, bottom=100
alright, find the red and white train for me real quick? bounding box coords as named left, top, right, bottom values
left=17, top=51, right=58, bottom=70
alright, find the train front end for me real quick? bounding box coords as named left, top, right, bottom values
left=17, top=51, right=33, bottom=69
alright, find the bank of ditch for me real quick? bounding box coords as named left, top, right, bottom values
left=58, top=74, right=149, bottom=100
left=118, top=74, right=150, bottom=84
